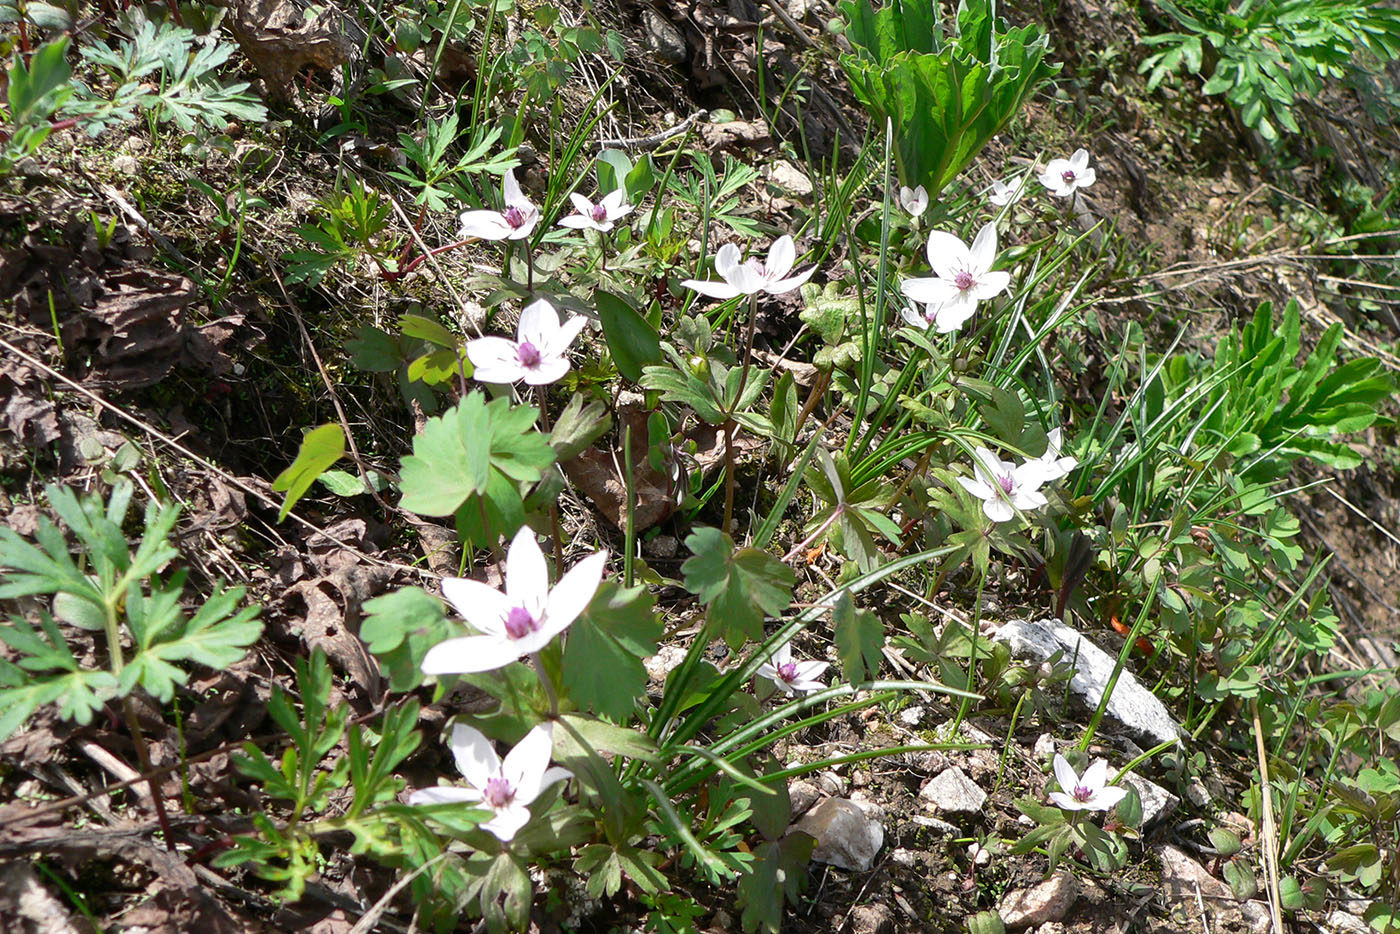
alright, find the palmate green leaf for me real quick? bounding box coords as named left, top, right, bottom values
left=0, top=521, right=99, bottom=603
left=270, top=424, right=345, bottom=522
left=736, top=833, right=814, bottom=934
left=548, top=393, right=612, bottom=462
left=561, top=581, right=662, bottom=720
left=123, top=583, right=263, bottom=703
left=360, top=587, right=453, bottom=692
left=832, top=591, right=884, bottom=683
left=399, top=393, right=494, bottom=515
left=0, top=614, right=117, bottom=739
left=681, top=527, right=795, bottom=650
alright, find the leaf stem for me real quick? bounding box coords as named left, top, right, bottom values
left=722, top=292, right=760, bottom=534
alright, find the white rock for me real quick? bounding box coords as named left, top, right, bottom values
left=1325, top=910, right=1372, bottom=934
left=643, top=645, right=687, bottom=683
left=789, top=798, right=884, bottom=872
left=1033, top=733, right=1057, bottom=761
left=998, top=872, right=1078, bottom=929
left=1120, top=771, right=1180, bottom=828
left=920, top=766, right=987, bottom=814
left=909, top=815, right=958, bottom=835
left=992, top=619, right=1181, bottom=747
left=899, top=705, right=926, bottom=726
left=788, top=779, right=820, bottom=819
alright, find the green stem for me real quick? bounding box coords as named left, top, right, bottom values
left=722, top=292, right=760, bottom=533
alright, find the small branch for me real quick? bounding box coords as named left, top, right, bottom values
left=596, top=110, right=709, bottom=151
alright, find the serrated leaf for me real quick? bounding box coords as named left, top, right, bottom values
left=398, top=394, right=493, bottom=516
left=548, top=394, right=612, bottom=462
left=561, top=582, right=661, bottom=720
left=681, top=527, right=795, bottom=650
left=736, top=834, right=814, bottom=934
left=360, top=587, right=453, bottom=691
left=270, top=424, right=345, bottom=521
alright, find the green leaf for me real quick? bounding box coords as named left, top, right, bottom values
left=561, top=582, right=662, bottom=720
left=270, top=424, right=345, bottom=521
left=736, top=834, right=814, bottom=934
left=681, top=527, right=795, bottom=650
left=398, top=394, right=493, bottom=516
left=360, top=587, right=453, bottom=692
left=832, top=591, right=884, bottom=683
left=399, top=313, right=458, bottom=348
left=596, top=290, right=662, bottom=382
left=548, top=393, right=612, bottom=462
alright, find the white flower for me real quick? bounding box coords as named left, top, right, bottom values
left=1027, top=428, right=1078, bottom=483
left=681, top=235, right=816, bottom=300
left=421, top=526, right=607, bottom=675
left=756, top=641, right=829, bottom=696
left=458, top=168, right=541, bottom=241
left=1038, top=149, right=1096, bottom=198
left=988, top=176, right=1030, bottom=208
left=899, top=185, right=929, bottom=217
left=558, top=188, right=632, bottom=233
left=1048, top=754, right=1127, bottom=812
left=409, top=722, right=571, bottom=841
left=465, top=298, right=587, bottom=386
left=956, top=446, right=1051, bottom=523
left=900, top=223, right=1011, bottom=333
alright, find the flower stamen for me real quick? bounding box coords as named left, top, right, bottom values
left=503, top=606, right=539, bottom=640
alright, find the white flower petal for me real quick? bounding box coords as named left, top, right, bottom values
left=1048, top=790, right=1084, bottom=811
left=517, top=299, right=561, bottom=349
left=901, top=304, right=933, bottom=328
left=522, top=357, right=570, bottom=385
left=1081, top=758, right=1111, bottom=791
left=481, top=802, right=533, bottom=841
left=458, top=210, right=513, bottom=240
left=765, top=235, right=796, bottom=280
left=934, top=302, right=978, bottom=333
left=1052, top=754, right=1080, bottom=795
left=505, top=214, right=539, bottom=240
left=982, top=497, right=1015, bottom=523
left=601, top=188, right=628, bottom=214
left=973, top=270, right=1011, bottom=300
left=441, top=577, right=512, bottom=636
left=792, top=660, right=829, bottom=682
left=770, top=642, right=793, bottom=666
left=765, top=264, right=817, bottom=294
left=1077, top=167, right=1096, bottom=189
left=956, top=476, right=995, bottom=500
left=506, top=527, right=550, bottom=613
left=542, top=314, right=588, bottom=359
left=682, top=278, right=744, bottom=300
left=925, top=230, right=972, bottom=280
left=968, top=223, right=998, bottom=274
left=1011, top=488, right=1048, bottom=512
left=501, top=724, right=555, bottom=804
left=569, top=192, right=594, bottom=216
left=503, top=169, right=528, bottom=210
left=539, top=549, right=608, bottom=641
left=755, top=662, right=780, bottom=683
left=1093, top=785, right=1129, bottom=811
left=901, top=276, right=958, bottom=306
left=409, top=786, right=484, bottom=806
left=450, top=723, right=502, bottom=788
left=713, top=243, right=743, bottom=282
left=467, top=336, right=526, bottom=383
left=421, top=634, right=526, bottom=674
left=1070, top=148, right=1091, bottom=172
left=558, top=215, right=598, bottom=230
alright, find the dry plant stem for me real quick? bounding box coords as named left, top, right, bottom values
left=0, top=334, right=432, bottom=581
left=723, top=293, right=761, bottom=533
left=782, top=505, right=845, bottom=564
left=120, top=697, right=176, bottom=851
left=1252, top=699, right=1286, bottom=934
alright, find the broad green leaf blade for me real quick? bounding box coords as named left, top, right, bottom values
left=681, top=527, right=795, bottom=650
left=833, top=591, right=884, bottom=683
left=561, top=582, right=661, bottom=720
left=270, top=424, right=346, bottom=521
left=596, top=290, right=662, bottom=383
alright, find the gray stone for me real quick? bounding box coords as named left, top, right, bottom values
left=789, top=797, right=884, bottom=872
left=909, top=814, right=959, bottom=835
left=642, top=10, right=687, bottom=64
left=998, top=872, right=1078, bottom=929
left=788, top=779, right=820, bottom=819
left=850, top=903, right=895, bottom=934
left=992, top=619, right=1181, bottom=747
left=1120, top=771, right=1180, bottom=828
left=920, top=766, right=987, bottom=814
left=1184, top=776, right=1211, bottom=808
left=1325, top=910, right=1372, bottom=934
left=1157, top=843, right=1270, bottom=933
left=1033, top=732, right=1057, bottom=761
left=644, top=645, right=686, bottom=683
left=899, top=705, right=926, bottom=726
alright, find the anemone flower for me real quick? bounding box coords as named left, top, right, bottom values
left=458, top=168, right=540, bottom=241
left=1039, top=149, right=1097, bottom=199
left=989, top=176, right=1030, bottom=208
left=558, top=188, right=632, bottom=233
left=465, top=298, right=587, bottom=386
left=899, top=184, right=929, bottom=217
left=756, top=641, right=829, bottom=696
left=409, top=723, right=571, bottom=841
left=957, top=446, right=1051, bottom=523
left=421, top=527, right=607, bottom=675
left=900, top=222, right=1011, bottom=333
left=681, top=235, right=816, bottom=300
left=1048, top=754, right=1127, bottom=812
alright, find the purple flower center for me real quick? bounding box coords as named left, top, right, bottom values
left=516, top=341, right=542, bottom=369
left=1072, top=784, right=1094, bottom=803
left=504, top=206, right=527, bottom=229
left=777, top=661, right=799, bottom=683
left=1061, top=170, right=1076, bottom=184
left=590, top=203, right=609, bottom=223
left=504, top=605, right=539, bottom=640
left=998, top=474, right=1015, bottom=494
left=954, top=270, right=975, bottom=291
left=483, top=776, right=516, bottom=808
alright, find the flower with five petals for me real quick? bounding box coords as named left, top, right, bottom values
left=421, top=527, right=608, bottom=675
left=409, top=722, right=572, bottom=841
left=1038, top=149, right=1097, bottom=199
left=957, top=446, right=1052, bottom=523
left=558, top=188, right=633, bottom=233
left=988, top=176, right=1031, bottom=208
left=681, top=235, right=816, bottom=300
left=1048, top=754, right=1127, bottom=812
left=458, top=168, right=541, bottom=241
left=900, top=223, right=1011, bottom=333
left=756, top=641, right=829, bottom=696
left=465, top=299, right=588, bottom=386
